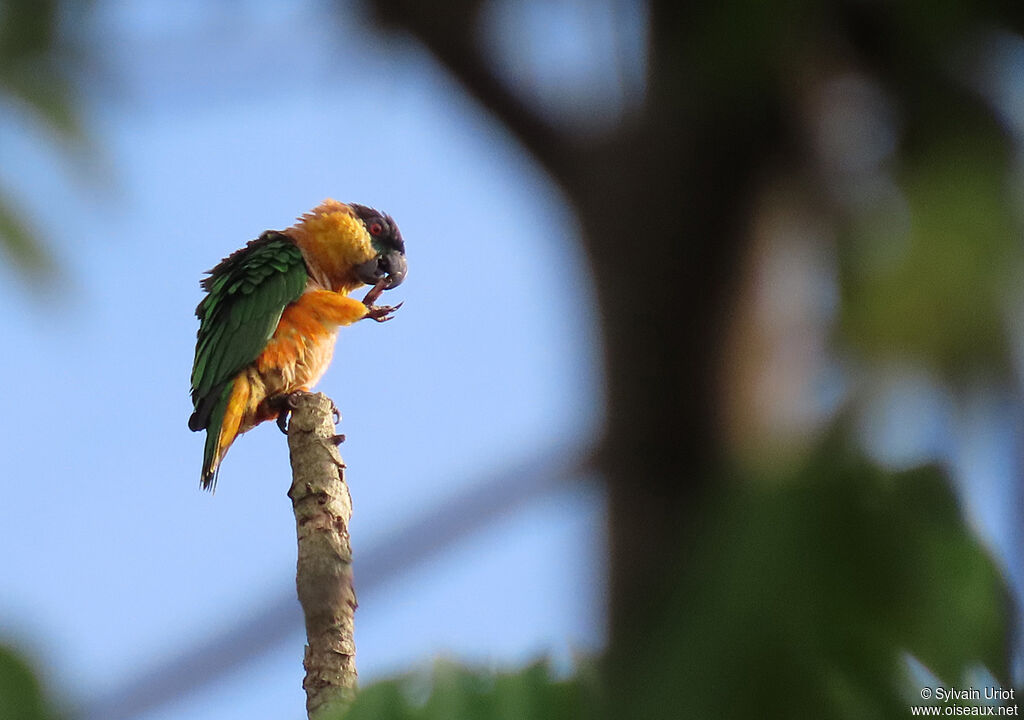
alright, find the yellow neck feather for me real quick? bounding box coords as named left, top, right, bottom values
left=285, top=199, right=375, bottom=295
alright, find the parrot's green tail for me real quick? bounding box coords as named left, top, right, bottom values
left=201, top=384, right=234, bottom=492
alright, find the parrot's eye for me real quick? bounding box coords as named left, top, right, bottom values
left=369, top=221, right=384, bottom=236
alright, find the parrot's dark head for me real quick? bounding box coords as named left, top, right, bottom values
left=351, top=204, right=407, bottom=290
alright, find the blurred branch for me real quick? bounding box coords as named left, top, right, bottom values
left=286, top=393, right=358, bottom=718
left=368, top=0, right=578, bottom=189
left=78, top=442, right=596, bottom=720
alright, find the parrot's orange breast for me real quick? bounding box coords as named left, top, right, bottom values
left=256, top=304, right=336, bottom=394
left=221, top=289, right=369, bottom=439
left=256, top=290, right=369, bottom=398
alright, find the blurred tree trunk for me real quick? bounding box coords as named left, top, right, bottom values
left=368, top=2, right=782, bottom=707
left=570, top=12, right=784, bottom=708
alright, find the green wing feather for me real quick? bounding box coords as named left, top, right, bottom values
left=188, top=231, right=308, bottom=486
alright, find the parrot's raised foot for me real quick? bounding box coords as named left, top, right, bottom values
left=364, top=301, right=403, bottom=323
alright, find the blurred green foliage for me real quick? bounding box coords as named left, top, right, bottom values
left=625, top=430, right=1012, bottom=719
left=0, top=645, right=57, bottom=720
left=336, top=660, right=599, bottom=720
left=0, top=0, right=80, bottom=136
left=838, top=129, right=1022, bottom=380
left=0, top=0, right=84, bottom=277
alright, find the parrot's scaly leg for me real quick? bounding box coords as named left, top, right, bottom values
left=361, top=278, right=388, bottom=307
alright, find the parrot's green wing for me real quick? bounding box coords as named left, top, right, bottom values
left=188, top=231, right=308, bottom=440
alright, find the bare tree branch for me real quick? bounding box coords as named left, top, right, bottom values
left=287, top=393, right=358, bottom=718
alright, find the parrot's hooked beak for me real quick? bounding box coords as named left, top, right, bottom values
left=355, top=250, right=407, bottom=289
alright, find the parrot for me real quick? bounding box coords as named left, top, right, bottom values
left=188, top=199, right=407, bottom=491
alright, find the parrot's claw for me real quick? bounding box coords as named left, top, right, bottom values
left=266, top=391, right=325, bottom=430
left=266, top=392, right=302, bottom=434
left=267, top=390, right=341, bottom=433
left=364, top=302, right=403, bottom=323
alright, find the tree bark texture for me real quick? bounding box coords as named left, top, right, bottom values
left=286, top=392, right=357, bottom=719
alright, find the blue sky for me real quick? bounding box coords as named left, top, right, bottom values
left=0, top=2, right=615, bottom=718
